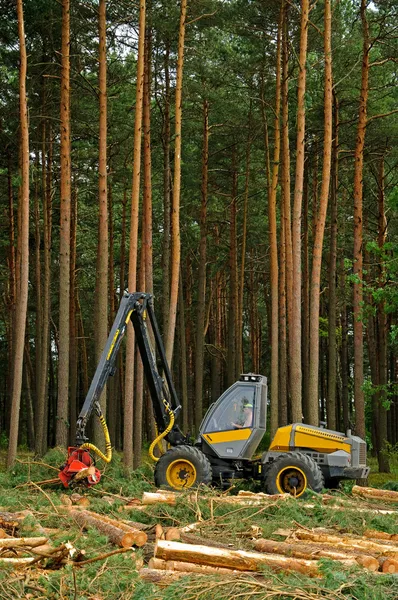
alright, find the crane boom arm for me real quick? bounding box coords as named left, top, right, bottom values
left=75, top=292, right=184, bottom=446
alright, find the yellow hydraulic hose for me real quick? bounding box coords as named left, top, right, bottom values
left=80, top=411, right=112, bottom=463
left=149, top=400, right=175, bottom=462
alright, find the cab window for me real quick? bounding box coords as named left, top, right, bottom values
left=203, top=386, right=255, bottom=433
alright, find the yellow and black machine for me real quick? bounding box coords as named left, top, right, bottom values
left=59, top=292, right=369, bottom=497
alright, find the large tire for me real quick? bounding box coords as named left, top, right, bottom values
left=264, top=452, right=324, bottom=498
left=154, top=446, right=212, bottom=491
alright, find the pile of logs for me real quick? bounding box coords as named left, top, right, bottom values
left=138, top=525, right=398, bottom=584
left=3, top=482, right=398, bottom=581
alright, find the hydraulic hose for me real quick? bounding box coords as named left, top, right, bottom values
left=80, top=408, right=112, bottom=464
left=149, top=400, right=175, bottom=462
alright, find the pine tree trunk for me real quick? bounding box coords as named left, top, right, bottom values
left=34, top=153, right=42, bottom=413
left=35, top=117, right=52, bottom=456
left=165, top=0, right=187, bottom=366
left=376, top=157, right=390, bottom=473
left=339, top=257, right=350, bottom=432
left=302, top=165, right=309, bottom=422
left=69, top=188, right=78, bottom=445
left=124, top=0, right=146, bottom=470
left=307, top=0, right=333, bottom=425
left=134, top=23, right=153, bottom=469
left=7, top=0, right=30, bottom=468
left=227, top=151, right=238, bottom=388
left=162, top=41, right=171, bottom=339
left=268, top=6, right=283, bottom=436
left=238, top=109, right=251, bottom=374
left=326, top=93, right=339, bottom=431
left=352, top=0, right=369, bottom=440
left=108, top=182, right=117, bottom=447
left=291, top=0, right=309, bottom=423
left=281, top=0, right=292, bottom=421
left=94, top=0, right=109, bottom=447
left=194, top=100, right=209, bottom=430
left=178, top=278, right=189, bottom=433
left=279, top=204, right=288, bottom=426
left=56, top=0, right=71, bottom=447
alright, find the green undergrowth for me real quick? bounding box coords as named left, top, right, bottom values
left=0, top=450, right=397, bottom=599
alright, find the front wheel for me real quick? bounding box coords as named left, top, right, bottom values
left=154, top=446, right=212, bottom=491
left=264, top=452, right=324, bottom=498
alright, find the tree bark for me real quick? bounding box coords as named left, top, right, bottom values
left=165, top=0, right=187, bottom=366
left=307, top=0, right=333, bottom=425
left=70, top=510, right=144, bottom=547
left=290, top=0, right=309, bottom=423
left=162, top=41, right=171, bottom=339
left=253, top=539, right=378, bottom=571
left=194, top=99, right=209, bottom=430
left=123, top=0, right=146, bottom=470
left=326, top=93, right=339, bottom=431
left=227, top=150, right=238, bottom=387
left=7, top=0, right=30, bottom=468
left=69, top=187, right=78, bottom=445
left=268, top=6, right=283, bottom=436
left=281, top=1, right=292, bottom=423
left=56, top=0, right=71, bottom=448
left=352, top=0, right=370, bottom=440
left=376, top=156, right=390, bottom=473
left=35, top=118, right=52, bottom=456
left=94, top=0, right=109, bottom=447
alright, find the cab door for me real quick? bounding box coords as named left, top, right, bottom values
left=199, top=376, right=267, bottom=460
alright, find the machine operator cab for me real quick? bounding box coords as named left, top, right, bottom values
left=199, top=374, right=267, bottom=461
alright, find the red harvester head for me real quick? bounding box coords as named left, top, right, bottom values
left=58, top=447, right=101, bottom=488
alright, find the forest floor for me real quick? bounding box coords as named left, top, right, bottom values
left=0, top=448, right=397, bottom=600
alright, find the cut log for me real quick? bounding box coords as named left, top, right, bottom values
left=0, top=536, right=48, bottom=548
left=237, top=491, right=290, bottom=501
left=155, top=540, right=321, bottom=576
left=154, top=524, right=164, bottom=541
left=60, top=494, right=73, bottom=507
left=0, top=512, right=19, bottom=533
left=70, top=510, right=138, bottom=547
left=364, top=530, right=398, bottom=543
left=70, top=493, right=91, bottom=506
left=75, top=510, right=147, bottom=546
left=294, top=530, right=398, bottom=557
left=379, top=557, right=398, bottom=574
left=32, top=543, right=55, bottom=556
left=139, top=568, right=193, bottom=586
left=301, top=502, right=398, bottom=516
left=165, top=527, right=181, bottom=541
left=0, top=557, right=36, bottom=566
left=149, top=557, right=254, bottom=575
left=180, top=533, right=233, bottom=549
left=352, top=485, right=398, bottom=503
left=142, top=492, right=177, bottom=506
left=212, top=495, right=289, bottom=506
left=253, top=539, right=378, bottom=571
left=73, top=466, right=97, bottom=484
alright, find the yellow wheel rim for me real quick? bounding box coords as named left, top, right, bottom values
left=166, top=459, right=197, bottom=490
left=275, top=465, right=307, bottom=497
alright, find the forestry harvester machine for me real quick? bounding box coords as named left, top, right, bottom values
left=59, top=292, right=369, bottom=496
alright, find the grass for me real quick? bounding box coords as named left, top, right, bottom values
left=0, top=450, right=397, bottom=599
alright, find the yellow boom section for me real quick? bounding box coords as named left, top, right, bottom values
left=269, top=424, right=351, bottom=455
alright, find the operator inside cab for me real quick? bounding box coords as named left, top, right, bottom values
left=232, top=398, right=253, bottom=429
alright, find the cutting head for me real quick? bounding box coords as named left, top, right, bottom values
left=58, top=447, right=101, bottom=488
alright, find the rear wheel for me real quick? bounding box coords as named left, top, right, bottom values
left=264, top=452, right=324, bottom=497
left=154, top=446, right=212, bottom=491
